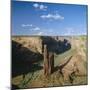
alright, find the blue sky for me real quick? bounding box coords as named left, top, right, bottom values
left=11, top=0, right=87, bottom=36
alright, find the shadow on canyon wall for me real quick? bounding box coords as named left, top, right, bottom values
left=12, top=40, right=43, bottom=78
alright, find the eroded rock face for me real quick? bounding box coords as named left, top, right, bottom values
left=12, top=36, right=43, bottom=54
left=59, top=54, right=87, bottom=81
left=12, top=36, right=72, bottom=55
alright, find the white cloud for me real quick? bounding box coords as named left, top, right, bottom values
left=33, top=3, right=47, bottom=11
left=40, top=13, right=64, bottom=20
left=36, top=29, right=54, bottom=36
left=39, top=4, right=47, bottom=11
left=37, top=32, right=43, bottom=35
left=33, top=27, right=40, bottom=31
left=33, top=3, right=39, bottom=8
left=21, top=24, right=33, bottom=27
left=21, top=24, right=41, bottom=32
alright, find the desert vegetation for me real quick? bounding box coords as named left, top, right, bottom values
left=12, top=36, right=87, bottom=89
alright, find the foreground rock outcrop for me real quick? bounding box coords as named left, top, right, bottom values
left=59, top=53, right=87, bottom=82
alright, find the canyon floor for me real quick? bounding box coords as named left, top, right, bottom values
left=11, top=36, right=87, bottom=89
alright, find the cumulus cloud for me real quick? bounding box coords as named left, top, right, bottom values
left=40, top=13, right=64, bottom=20
left=33, top=3, right=47, bottom=11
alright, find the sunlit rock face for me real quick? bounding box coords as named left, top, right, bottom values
left=12, top=36, right=43, bottom=54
